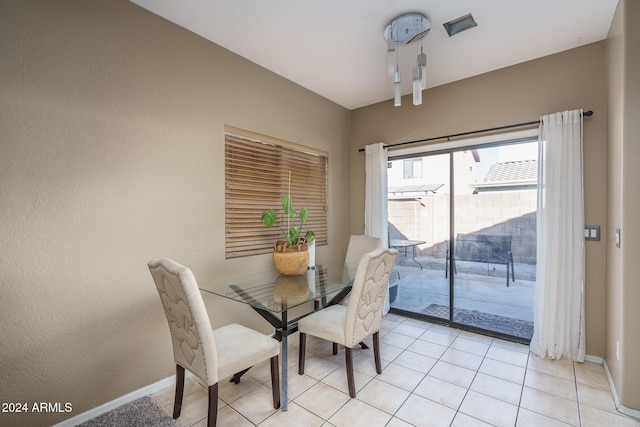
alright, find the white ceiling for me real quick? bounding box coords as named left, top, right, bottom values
left=130, top=0, right=618, bottom=110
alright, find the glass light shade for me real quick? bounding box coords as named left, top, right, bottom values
left=394, top=71, right=401, bottom=107
left=387, top=37, right=396, bottom=76
left=412, top=66, right=422, bottom=105
left=413, top=80, right=422, bottom=105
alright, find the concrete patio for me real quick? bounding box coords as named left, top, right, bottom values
left=389, top=256, right=535, bottom=340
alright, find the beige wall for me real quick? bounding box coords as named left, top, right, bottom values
left=351, top=42, right=609, bottom=357
left=0, top=1, right=351, bottom=425
left=606, top=0, right=640, bottom=412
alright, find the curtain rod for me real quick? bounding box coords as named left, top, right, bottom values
left=357, top=110, right=594, bottom=153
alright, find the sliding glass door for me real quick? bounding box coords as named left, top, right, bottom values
left=388, top=153, right=450, bottom=320
left=388, top=139, right=537, bottom=342
left=451, top=144, right=536, bottom=339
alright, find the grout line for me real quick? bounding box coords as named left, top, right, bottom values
left=574, top=361, right=583, bottom=427
left=513, top=350, right=531, bottom=426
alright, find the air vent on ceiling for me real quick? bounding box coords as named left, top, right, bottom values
left=443, top=13, right=477, bottom=37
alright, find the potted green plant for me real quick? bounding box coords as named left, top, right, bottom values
left=261, top=194, right=315, bottom=275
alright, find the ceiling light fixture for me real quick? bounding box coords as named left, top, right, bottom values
left=384, top=13, right=431, bottom=107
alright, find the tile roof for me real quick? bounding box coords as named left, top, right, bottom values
left=482, top=159, right=537, bottom=184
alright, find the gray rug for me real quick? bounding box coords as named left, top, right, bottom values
left=78, top=396, right=178, bottom=427
left=422, top=304, right=533, bottom=339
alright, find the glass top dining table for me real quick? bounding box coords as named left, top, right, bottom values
left=198, top=260, right=359, bottom=411
left=198, top=260, right=358, bottom=313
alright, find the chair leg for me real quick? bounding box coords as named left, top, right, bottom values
left=506, top=263, right=510, bottom=287
left=270, top=356, right=281, bottom=409
left=207, top=383, right=218, bottom=427
left=173, top=364, right=185, bottom=419
left=298, top=333, right=306, bottom=375
left=373, top=331, right=382, bottom=374
left=345, top=347, right=356, bottom=398
left=333, top=342, right=338, bottom=355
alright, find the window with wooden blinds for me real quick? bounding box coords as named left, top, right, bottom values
left=224, top=127, right=328, bottom=259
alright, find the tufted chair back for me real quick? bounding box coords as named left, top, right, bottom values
left=149, top=259, right=219, bottom=386
left=344, top=247, right=397, bottom=347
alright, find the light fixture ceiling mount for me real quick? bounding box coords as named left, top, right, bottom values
left=384, top=12, right=431, bottom=45
left=384, top=13, right=431, bottom=107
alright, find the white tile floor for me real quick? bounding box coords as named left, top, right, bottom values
left=152, top=314, right=640, bottom=427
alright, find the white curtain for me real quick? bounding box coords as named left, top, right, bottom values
left=530, top=109, right=586, bottom=362
left=364, top=143, right=390, bottom=313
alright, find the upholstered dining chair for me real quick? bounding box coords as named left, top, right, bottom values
left=312, top=234, right=383, bottom=312
left=343, top=234, right=401, bottom=304
left=340, top=234, right=383, bottom=303
left=148, top=259, right=281, bottom=427
left=344, top=234, right=383, bottom=264
left=297, top=247, right=397, bottom=398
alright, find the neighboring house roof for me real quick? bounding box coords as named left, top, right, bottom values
left=471, top=159, right=537, bottom=189
left=389, top=184, right=444, bottom=196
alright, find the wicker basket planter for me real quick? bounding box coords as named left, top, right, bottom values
left=272, top=240, right=309, bottom=275
left=261, top=190, right=314, bottom=276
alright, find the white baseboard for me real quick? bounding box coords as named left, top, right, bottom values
left=603, top=359, right=640, bottom=420
left=584, top=354, right=604, bottom=364
left=51, top=373, right=184, bottom=427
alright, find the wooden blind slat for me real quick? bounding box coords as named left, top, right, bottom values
left=225, top=130, right=328, bottom=259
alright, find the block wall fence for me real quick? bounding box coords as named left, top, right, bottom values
left=388, top=191, right=537, bottom=265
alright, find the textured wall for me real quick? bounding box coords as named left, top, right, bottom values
left=606, top=0, right=640, bottom=412
left=0, top=1, right=351, bottom=425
